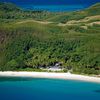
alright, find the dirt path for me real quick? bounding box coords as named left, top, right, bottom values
left=16, top=20, right=53, bottom=25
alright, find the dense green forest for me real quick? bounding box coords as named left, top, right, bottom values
left=0, top=2, right=100, bottom=74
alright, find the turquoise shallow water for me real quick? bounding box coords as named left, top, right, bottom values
left=0, top=77, right=100, bottom=100
left=19, top=5, right=86, bottom=12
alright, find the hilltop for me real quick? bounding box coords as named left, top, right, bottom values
left=0, top=2, right=100, bottom=75
left=0, top=2, right=20, bottom=11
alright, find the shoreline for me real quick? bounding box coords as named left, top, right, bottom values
left=0, top=71, right=100, bottom=83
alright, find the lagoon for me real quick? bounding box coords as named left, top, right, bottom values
left=18, top=5, right=86, bottom=12
left=0, top=77, right=100, bottom=100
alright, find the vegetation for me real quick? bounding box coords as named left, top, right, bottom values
left=0, top=2, right=100, bottom=75
left=46, top=3, right=100, bottom=23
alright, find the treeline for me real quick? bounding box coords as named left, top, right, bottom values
left=0, top=23, right=100, bottom=75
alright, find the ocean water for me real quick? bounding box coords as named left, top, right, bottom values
left=0, top=77, right=100, bottom=100
left=18, top=5, right=86, bottom=12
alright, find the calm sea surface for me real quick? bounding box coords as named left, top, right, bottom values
left=0, top=77, right=100, bottom=100
left=18, top=5, right=86, bottom=12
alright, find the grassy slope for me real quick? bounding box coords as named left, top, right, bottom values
left=0, top=2, right=56, bottom=21
left=46, top=3, right=100, bottom=23
left=0, top=2, right=100, bottom=74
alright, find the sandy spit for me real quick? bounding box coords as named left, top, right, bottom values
left=0, top=71, right=100, bottom=83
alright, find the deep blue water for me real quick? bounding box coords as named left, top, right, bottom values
left=1, top=0, right=100, bottom=12
left=1, top=0, right=100, bottom=5
left=0, top=77, right=100, bottom=100
left=0, top=0, right=100, bottom=12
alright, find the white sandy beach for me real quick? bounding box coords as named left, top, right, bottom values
left=0, top=71, right=100, bottom=83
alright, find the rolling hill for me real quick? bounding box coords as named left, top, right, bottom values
left=0, top=2, right=100, bottom=74
left=46, top=3, right=100, bottom=23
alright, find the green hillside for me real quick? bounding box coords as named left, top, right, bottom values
left=0, top=2, right=20, bottom=11
left=0, top=2, right=56, bottom=20
left=0, top=2, right=100, bottom=74
left=47, top=3, right=100, bottom=23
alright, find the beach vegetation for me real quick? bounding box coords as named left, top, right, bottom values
left=0, top=2, right=100, bottom=75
